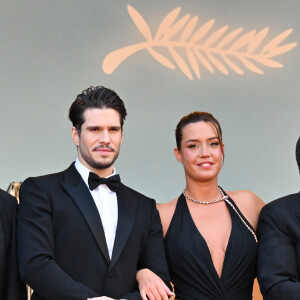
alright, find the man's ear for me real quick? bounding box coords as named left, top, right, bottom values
left=120, top=129, right=124, bottom=144
left=71, top=127, right=79, bottom=146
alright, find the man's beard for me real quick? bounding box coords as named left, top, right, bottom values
left=81, top=148, right=120, bottom=170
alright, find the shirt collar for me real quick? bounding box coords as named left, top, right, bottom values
left=75, top=158, right=116, bottom=188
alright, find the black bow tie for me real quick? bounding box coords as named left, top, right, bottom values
left=88, top=172, right=121, bottom=192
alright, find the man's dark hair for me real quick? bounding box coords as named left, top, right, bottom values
left=296, top=136, right=300, bottom=172
left=69, top=86, right=127, bottom=133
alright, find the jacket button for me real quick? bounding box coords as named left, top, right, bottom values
left=108, top=271, right=114, bottom=278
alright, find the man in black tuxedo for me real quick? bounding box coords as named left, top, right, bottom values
left=257, top=136, right=300, bottom=299
left=17, top=86, right=171, bottom=300
left=0, top=189, right=26, bottom=300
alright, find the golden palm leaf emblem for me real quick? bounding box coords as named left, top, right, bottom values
left=103, top=5, right=297, bottom=79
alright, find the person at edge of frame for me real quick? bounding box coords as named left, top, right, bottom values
left=257, top=136, right=300, bottom=300
left=0, top=188, right=27, bottom=300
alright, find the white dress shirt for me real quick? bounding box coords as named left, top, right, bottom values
left=75, top=159, right=118, bottom=259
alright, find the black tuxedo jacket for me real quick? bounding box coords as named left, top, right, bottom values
left=257, top=192, right=300, bottom=299
left=17, top=163, right=170, bottom=300
left=0, top=189, right=26, bottom=300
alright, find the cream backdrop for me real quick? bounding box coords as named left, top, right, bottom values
left=1, top=0, right=299, bottom=203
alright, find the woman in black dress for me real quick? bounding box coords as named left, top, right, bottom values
left=137, top=112, right=264, bottom=300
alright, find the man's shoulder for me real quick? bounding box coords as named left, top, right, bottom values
left=0, top=188, right=17, bottom=214
left=260, top=192, right=300, bottom=222
left=22, top=171, right=63, bottom=187
left=21, top=163, right=75, bottom=189
left=0, top=188, right=16, bottom=202
left=120, top=183, right=154, bottom=203
left=263, top=192, right=300, bottom=211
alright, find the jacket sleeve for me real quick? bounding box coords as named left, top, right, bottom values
left=257, top=203, right=300, bottom=300
left=17, top=178, right=100, bottom=300
left=119, top=199, right=171, bottom=300
left=0, top=193, right=27, bottom=300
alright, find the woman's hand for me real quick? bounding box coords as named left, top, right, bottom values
left=136, top=268, right=174, bottom=300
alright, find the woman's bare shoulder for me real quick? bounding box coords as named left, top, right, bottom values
left=226, top=190, right=265, bottom=231
left=157, top=198, right=178, bottom=209
left=157, top=198, right=178, bottom=236
left=227, top=190, right=265, bottom=210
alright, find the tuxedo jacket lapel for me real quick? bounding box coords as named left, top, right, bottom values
left=109, top=185, right=139, bottom=271
left=61, top=164, right=110, bottom=263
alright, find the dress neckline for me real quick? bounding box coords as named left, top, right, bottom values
left=164, top=189, right=257, bottom=300
left=182, top=193, right=234, bottom=279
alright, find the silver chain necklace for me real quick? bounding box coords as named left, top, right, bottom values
left=183, top=187, right=258, bottom=243
left=183, top=187, right=228, bottom=204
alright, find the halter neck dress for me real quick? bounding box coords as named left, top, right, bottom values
left=164, top=190, right=257, bottom=300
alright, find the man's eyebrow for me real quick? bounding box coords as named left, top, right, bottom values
left=86, top=125, right=100, bottom=129
left=85, top=125, right=121, bottom=129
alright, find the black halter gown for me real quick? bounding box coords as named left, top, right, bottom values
left=164, top=190, right=257, bottom=300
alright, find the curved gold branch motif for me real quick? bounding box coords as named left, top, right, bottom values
left=102, top=5, right=297, bottom=79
